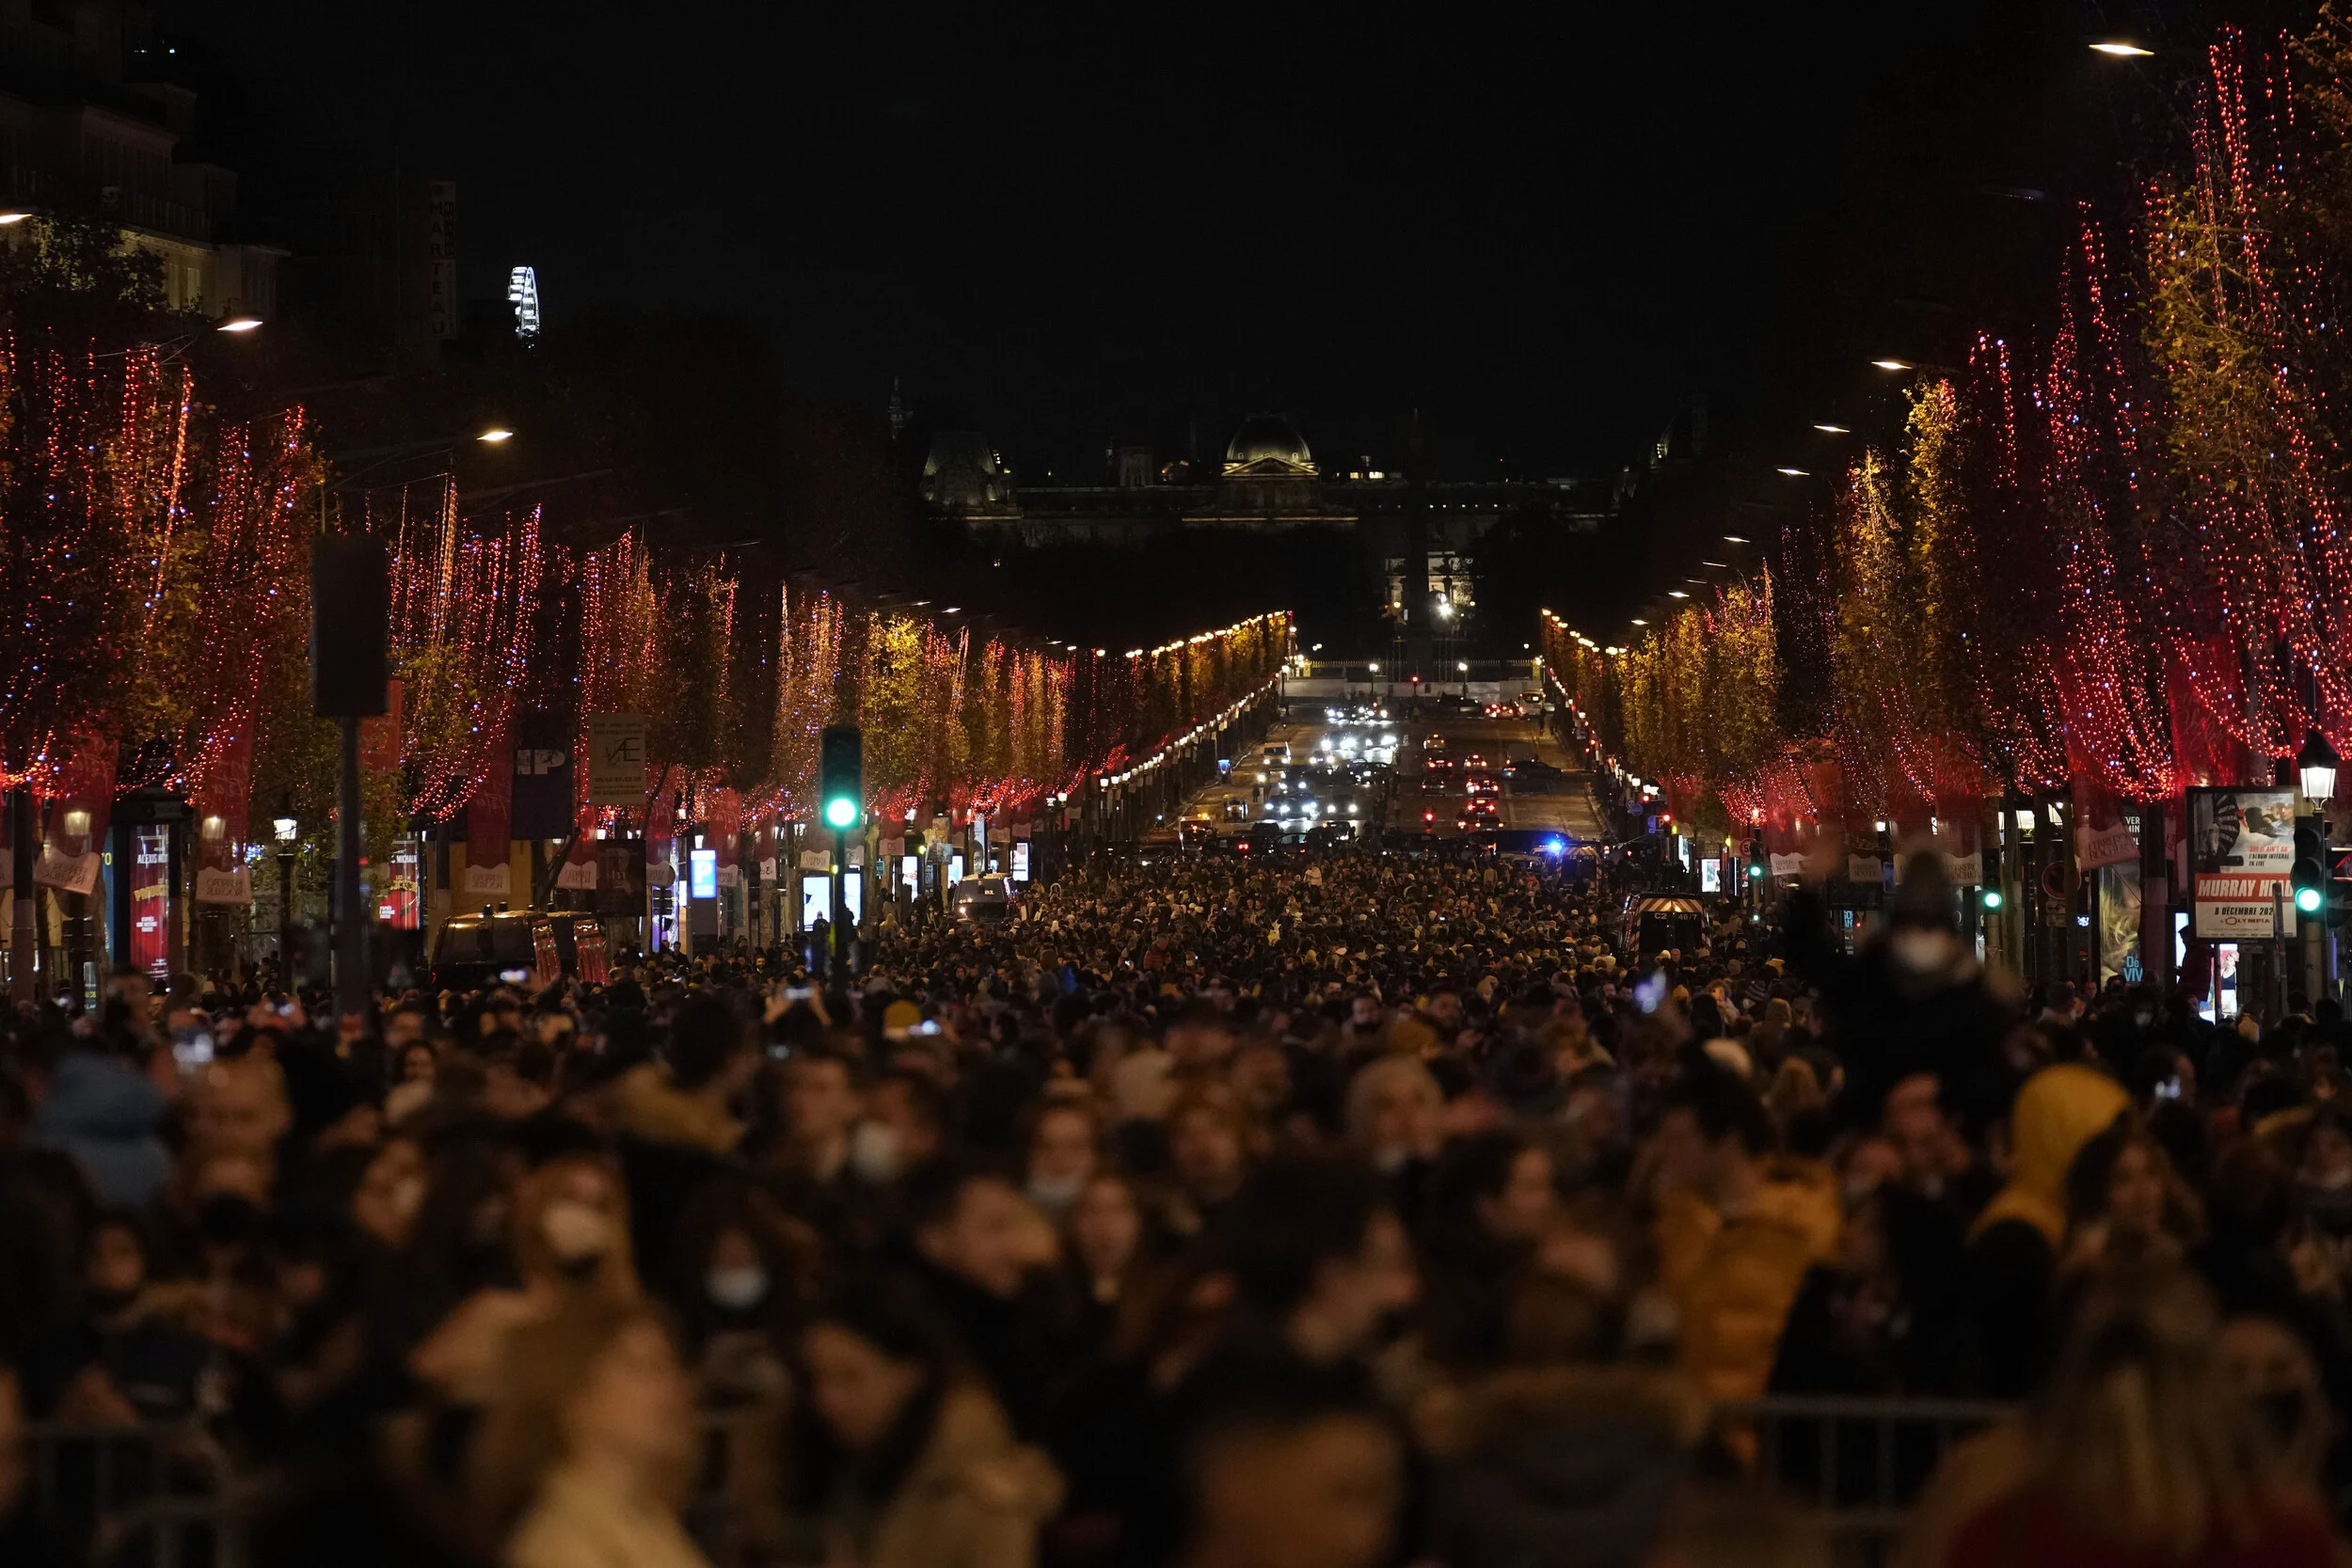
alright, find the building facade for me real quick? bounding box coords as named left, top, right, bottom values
left=924, top=411, right=1610, bottom=622
left=0, top=2, right=280, bottom=321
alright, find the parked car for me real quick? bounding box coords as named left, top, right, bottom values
left=953, top=872, right=1020, bottom=924
left=429, top=909, right=610, bottom=991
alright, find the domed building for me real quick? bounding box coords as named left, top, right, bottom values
left=1222, top=413, right=1316, bottom=476
left=917, top=410, right=1606, bottom=583
left=1206, top=412, right=1327, bottom=521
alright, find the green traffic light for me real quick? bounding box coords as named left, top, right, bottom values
left=823, top=797, right=859, bottom=830
left=1981, top=888, right=2004, bottom=911
left=1749, top=863, right=1766, bottom=879
left=2298, top=884, right=2326, bottom=915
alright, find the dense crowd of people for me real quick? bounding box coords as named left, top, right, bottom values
left=1, top=841, right=2349, bottom=1568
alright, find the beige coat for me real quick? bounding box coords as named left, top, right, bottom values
left=507, top=1464, right=711, bottom=1568
left=857, top=1386, right=1064, bottom=1568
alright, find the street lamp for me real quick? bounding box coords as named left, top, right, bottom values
left=1776, top=467, right=1808, bottom=477
left=216, top=315, right=263, bottom=333
left=2090, top=39, right=2154, bottom=57
left=1871, top=357, right=1914, bottom=372
left=274, top=804, right=298, bottom=962
left=2299, top=729, right=2339, bottom=804
left=1813, top=423, right=1850, bottom=434
left=476, top=427, right=515, bottom=444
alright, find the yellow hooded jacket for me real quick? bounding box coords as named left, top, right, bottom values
left=1668, top=1155, right=1844, bottom=1404
left=1966, top=1063, right=2129, bottom=1251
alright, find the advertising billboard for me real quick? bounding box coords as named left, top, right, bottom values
left=2187, top=786, right=2296, bottom=940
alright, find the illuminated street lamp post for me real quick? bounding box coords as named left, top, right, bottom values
left=274, top=803, right=298, bottom=962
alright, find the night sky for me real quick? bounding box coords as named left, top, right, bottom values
left=166, top=3, right=2263, bottom=528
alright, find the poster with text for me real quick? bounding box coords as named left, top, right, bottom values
left=2188, top=786, right=2296, bottom=939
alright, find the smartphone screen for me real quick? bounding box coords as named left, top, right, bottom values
left=1634, top=972, right=1668, bottom=1015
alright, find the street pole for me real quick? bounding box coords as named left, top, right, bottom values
left=831, top=824, right=850, bottom=975
left=278, top=844, right=294, bottom=960
left=9, top=788, right=31, bottom=1004
left=335, top=715, right=367, bottom=1026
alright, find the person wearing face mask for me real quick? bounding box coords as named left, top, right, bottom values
left=666, top=1185, right=804, bottom=1407
left=352, top=1136, right=430, bottom=1250
left=1021, top=1100, right=1103, bottom=1218
left=1343, top=1056, right=1445, bottom=1199
left=851, top=1070, right=949, bottom=1189
left=1778, top=855, right=2015, bottom=1140
left=411, top=1155, right=642, bottom=1406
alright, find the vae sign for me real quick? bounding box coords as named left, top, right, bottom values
left=587, top=714, right=648, bottom=808
left=2188, top=786, right=2296, bottom=940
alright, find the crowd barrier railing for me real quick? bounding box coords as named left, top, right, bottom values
left=26, top=1397, right=2015, bottom=1567
left=1713, top=1396, right=2015, bottom=1563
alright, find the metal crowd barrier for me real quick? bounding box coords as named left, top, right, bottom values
left=1713, top=1396, right=2015, bottom=1565
left=26, top=1398, right=2014, bottom=1568
left=22, top=1419, right=244, bottom=1568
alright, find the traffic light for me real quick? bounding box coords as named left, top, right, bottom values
left=2294, top=819, right=2328, bottom=917
left=1746, top=835, right=1766, bottom=879
left=1981, top=886, right=2004, bottom=911
left=819, top=725, right=863, bottom=832
left=2330, top=846, right=2352, bottom=927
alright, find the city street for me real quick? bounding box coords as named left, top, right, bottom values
left=3, top=14, right=2331, bottom=1568
left=1171, top=700, right=1609, bottom=843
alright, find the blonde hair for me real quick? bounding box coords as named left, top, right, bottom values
left=1345, top=1056, right=1443, bottom=1147
left=469, top=1303, right=687, bottom=1535
left=2030, top=1268, right=2292, bottom=1554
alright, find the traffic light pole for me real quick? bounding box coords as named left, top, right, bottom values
left=831, top=823, right=850, bottom=976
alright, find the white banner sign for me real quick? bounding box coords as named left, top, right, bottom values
left=585, top=714, right=649, bottom=807
left=1846, top=855, right=1885, bottom=886
left=717, top=864, right=739, bottom=890
left=757, top=857, right=778, bottom=880
left=1769, top=852, right=1806, bottom=879
left=554, top=859, right=599, bottom=891
left=194, top=867, right=252, bottom=906
left=462, top=863, right=513, bottom=896
left=33, top=849, right=100, bottom=895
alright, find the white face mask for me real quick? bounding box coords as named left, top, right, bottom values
left=707, top=1264, right=771, bottom=1310
left=1890, top=929, right=1957, bottom=975
left=850, top=1120, right=903, bottom=1183
left=540, top=1199, right=613, bottom=1264
left=1026, top=1173, right=1086, bottom=1213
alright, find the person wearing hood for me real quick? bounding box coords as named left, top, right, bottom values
left=32, top=1030, right=170, bottom=1211
left=1781, top=856, right=2017, bottom=1136
left=1953, top=1063, right=2129, bottom=1399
